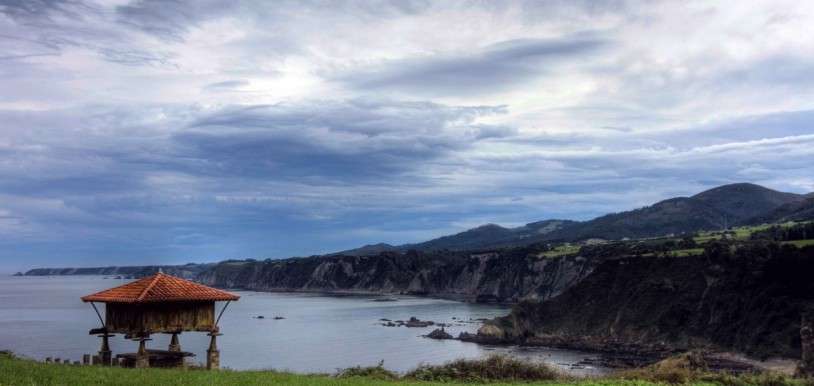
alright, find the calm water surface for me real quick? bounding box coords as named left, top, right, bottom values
left=0, top=275, right=609, bottom=375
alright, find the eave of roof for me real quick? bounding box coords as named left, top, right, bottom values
left=81, top=272, right=240, bottom=304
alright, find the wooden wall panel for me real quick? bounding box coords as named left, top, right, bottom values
left=105, top=302, right=215, bottom=334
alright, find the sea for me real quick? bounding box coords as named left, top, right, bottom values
left=0, top=275, right=610, bottom=375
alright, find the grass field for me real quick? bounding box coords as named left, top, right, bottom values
left=693, top=222, right=804, bottom=244
left=784, top=239, right=814, bottom=248
left=5, top=352, right=814, bottom=386
left=541, top=244, right=582, bottom=258
left=0, top=353, right=663, bottom=386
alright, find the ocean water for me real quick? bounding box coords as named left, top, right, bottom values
left=0, top=275, right=609, bottom=375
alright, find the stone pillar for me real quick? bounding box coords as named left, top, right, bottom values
left=98, top=333, right=113, bottom=366
left=168, top=332, right=181, bottom=352
left=206, top=332, right=222, bottom=370
left=800, top=309, right=814, bottom=377
left=135, top=337, right=150, bottom=369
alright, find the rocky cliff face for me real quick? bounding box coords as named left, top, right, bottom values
left=22, top=246, right=596, bottom=303
left=476, top=242, right=814, bottom=359
left=196, top=248, right=595, bottom=303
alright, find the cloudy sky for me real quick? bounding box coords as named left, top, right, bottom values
left=1, top=0, right=813, bottom=272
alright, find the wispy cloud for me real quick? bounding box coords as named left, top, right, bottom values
left=340, top=35, right=608, bottom=96
left=0, top=0, right=813, bottom=271
left=203, top=79, right=250, bottom=91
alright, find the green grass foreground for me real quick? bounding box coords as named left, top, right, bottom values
left=0, top=352, right=661, bottom=386
left=3, top=351, right=813, bottom=386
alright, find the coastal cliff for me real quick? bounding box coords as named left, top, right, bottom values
left=21, top=245, right=598, bottom=303
left=24, top=264, right=212, bottom=279
left=196, top=248, right=595, bottom=303
left=468, top=242, right=814, bottom=358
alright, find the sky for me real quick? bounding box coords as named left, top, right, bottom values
left=1, top=0, right=814, bottom=272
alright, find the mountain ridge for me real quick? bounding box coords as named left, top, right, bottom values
left=22, top=182, right=813, bottom=276
left=339, top=183, right=809, bottom=254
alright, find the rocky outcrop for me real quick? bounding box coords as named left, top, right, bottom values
left=459, top=324, right=506, bottom=345
left=405, top=317, right=434, bottom=328
left=195, top=248, right=596, bottom=303
left=426, top=328, right=453, bottom=340
left=475, top=242, right=814, bottom=359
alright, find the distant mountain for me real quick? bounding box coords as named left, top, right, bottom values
left=339, top=183, right=807, bottom=254
left=745, top=195, right=814, bottom=225
left=543, top=183, right=806, bottom=241
left=25, top=182, right=809, bottom=273
left=545, top=197, right=728, bottom=241
left=332, top=242, right=398, bottom=256
left=692, top=183, right=806, bottom=224
left=337, top=220, right=576, bottom=255
left=406, top=220, right=577, bottom=251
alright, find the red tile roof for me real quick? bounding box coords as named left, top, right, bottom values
left=81, top=272, right=240, bottom=303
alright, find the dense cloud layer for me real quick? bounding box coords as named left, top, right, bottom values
left=0, top=0, right=813, bottom=271
left=340, top=36, right=608, bottom=96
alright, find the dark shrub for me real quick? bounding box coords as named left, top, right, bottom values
left=404, top=354, right=562, bottom=382
left=336, top=360, right=398, bottom=380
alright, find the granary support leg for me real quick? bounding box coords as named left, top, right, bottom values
left=168, top=332, right=181, bottom=352
left=98, top=332, right=113, bottom=366
left=88, top=302, right=113, bottom=366
left=206, top=331, right=222, bottom=370
left=135, top=336, right=150, bottom=369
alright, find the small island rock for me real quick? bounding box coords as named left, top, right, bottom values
left=426, top=328, right=453, bottom=340
left=405, top=316, right=434, bottom=328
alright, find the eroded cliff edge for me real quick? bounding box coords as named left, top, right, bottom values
left=466, top=242, right=814, bottom=359
left=196, top=248, right=596, bottom=303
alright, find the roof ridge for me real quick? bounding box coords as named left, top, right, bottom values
left=81, top=271, right=240, bottom=303
left=137, top=272, right=163, bottom=302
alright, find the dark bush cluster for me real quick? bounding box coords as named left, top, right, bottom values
left=404, top=355, right=562, bottom=382
left=752, top=223, right=814, bottom=242
left=335, top=360, right=398, bottom=380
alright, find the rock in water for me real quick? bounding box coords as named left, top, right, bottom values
left=405, top=316, right=434, bottom=327
left=478, top=324, right=504, bottom=339
left=426, top=328, right=453, bottom=340
left=459, top=324, right=506, bottom=344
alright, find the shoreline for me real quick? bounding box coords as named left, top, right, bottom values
left=13, top=273, right=517, bottom=305
left=455, top=332, right=800, bottom=375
